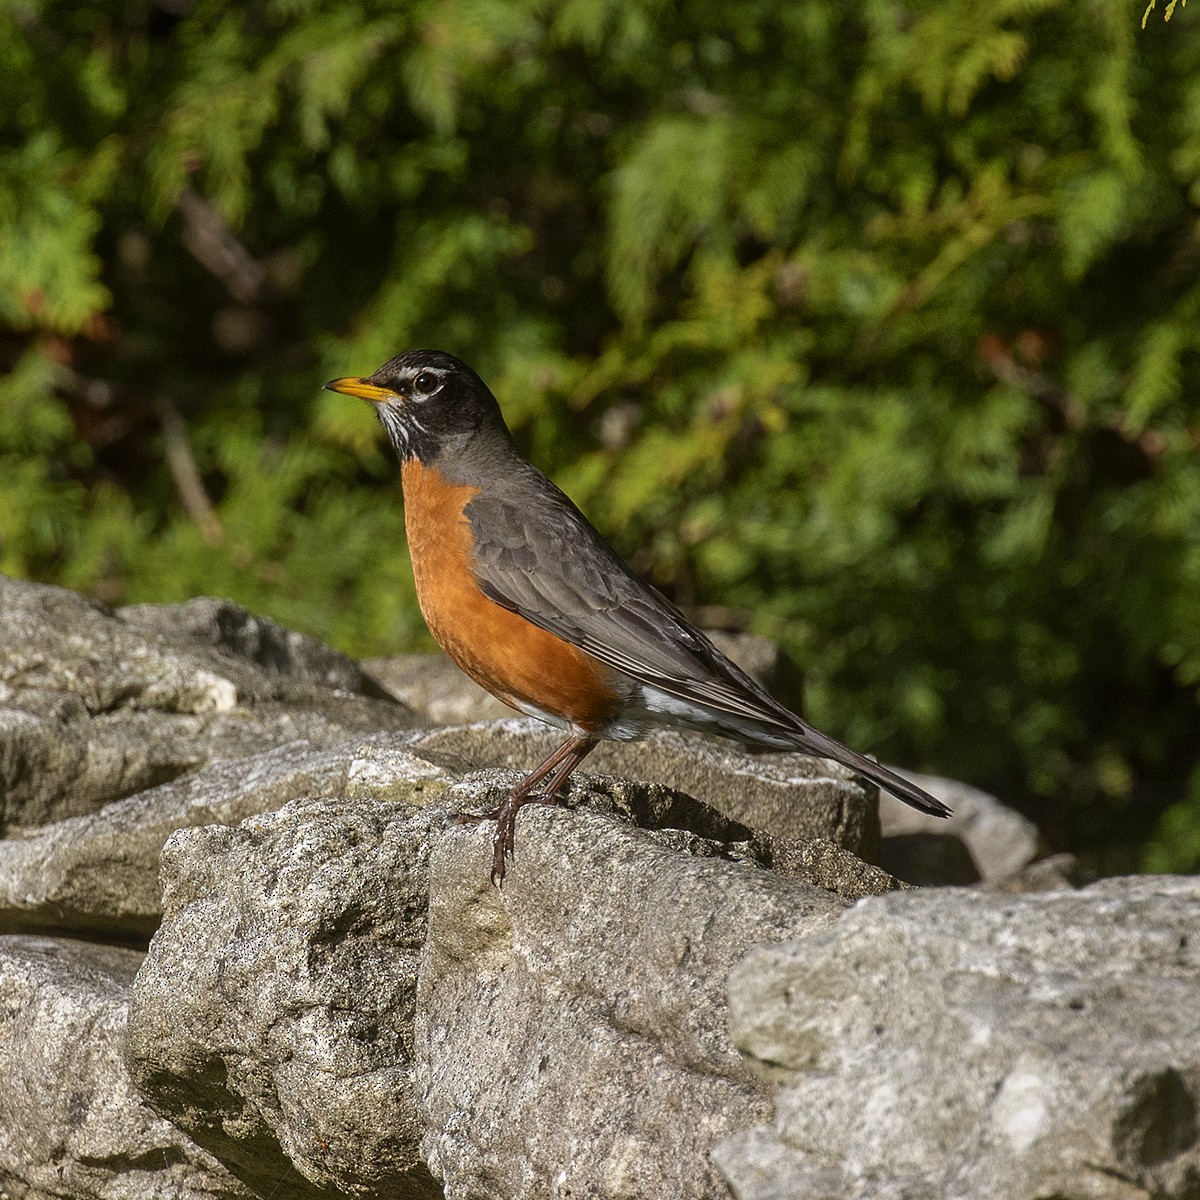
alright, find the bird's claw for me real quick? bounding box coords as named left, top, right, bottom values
left=490, top=803, right=518, bottom=886
left=488, top=786, right=559, bottom=885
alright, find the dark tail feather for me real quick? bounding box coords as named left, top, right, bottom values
left=798, top=728, right=952, bottom=818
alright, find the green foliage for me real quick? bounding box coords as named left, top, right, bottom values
left=1142, top=0, right=1187, bottom=27
left=2, top=0, right=1200, bottom=870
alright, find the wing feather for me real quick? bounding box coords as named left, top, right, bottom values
left=465, top=477, right=801, bottom=734
left=464, top=471, right=951, bottom=820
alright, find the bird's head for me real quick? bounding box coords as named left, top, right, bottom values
left=325, top=350, right=510, bottom=464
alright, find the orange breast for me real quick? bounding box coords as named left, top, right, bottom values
left=401, top=459, right=623, bottom=733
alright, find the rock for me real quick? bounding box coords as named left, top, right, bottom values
left=0, top=578, right=419, bottom=831
left=878, top=772, right=1040, bottom=885
left=0, top=698, right=892, bottom=940
left=439, top=768, right=902, bottom=902
left=125, top=797, right=445, bottom=1200
left=717, top=876, right=1200, bottom=1200
left=751, top=833, right=909, bottom=899
left=0, top=934, right=251, bottom=1200
left=118, top=597, right=374, bottom=692
left=982, top=851, right=1084, bottom=893
left=0, top=702, right=410, bottom=836
left=363, top=653, right=513, bottom=724
left=407, top=719, right=877, bottom=852
left=0, top=735, right=452, bottom=939
left=15, top=573, right=1185, bottom=1200
left=417, top=804, right=847, bottom=1200
left=124, top=778, right=853, bottom=1200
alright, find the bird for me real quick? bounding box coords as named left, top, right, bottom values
left=325, top=350, right=951, bottom=883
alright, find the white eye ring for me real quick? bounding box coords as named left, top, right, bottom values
left=412, top=371, right=439, bottom=396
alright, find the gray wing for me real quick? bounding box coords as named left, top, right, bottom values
left=465, top=470, right=953, bottom=820
left=464, top=474, right=803, bottom=737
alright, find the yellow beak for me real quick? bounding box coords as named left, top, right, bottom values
left=323, top=377, right=397, bottom=403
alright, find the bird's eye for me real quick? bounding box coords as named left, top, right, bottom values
left=412, top=371, right=439, bottom=396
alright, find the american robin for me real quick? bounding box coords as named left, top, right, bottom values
left=326, top=351, right=951, bottom=883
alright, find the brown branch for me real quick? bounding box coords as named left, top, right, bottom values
left=157, top=398, right=224, bottom=546
left=176, top=187, right=267, bottom=304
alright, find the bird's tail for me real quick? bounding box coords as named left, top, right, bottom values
left=795, top=726, right=952, bottom=818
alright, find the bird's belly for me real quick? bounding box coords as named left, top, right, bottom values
left=614, top=682, right=800, bottom=749
left=428, top=589, right=627, bottom=735
left=403, top=460, right=627, bottom=735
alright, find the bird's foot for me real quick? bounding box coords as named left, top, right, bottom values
left=488, top=788, right=565, bottom=886
left=490, top=801, right=518, bottom=886
left=451, top=808, right=499, bottom=826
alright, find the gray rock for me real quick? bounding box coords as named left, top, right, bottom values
left=878, top=772, right=1041, bottom=886
left=119, top=596, right=373, bottom=693
left=408, top=718, right=877, bottom=852
left=751, top=833, right=909, bottom=899
left=124, top=777, right=852, bottom=1200
left=0, top=737, right=345, bottom=937
left=363, top=653, right=513, bottom=725
left=0, top=577, right=418, bottom=831
left=125, top=797, right=445, bottom=1200
left=0, top=736, right=453, bottom=938
left=0, top=703, right=413, bottom=837
left=416, top=799, right=848, bottom=1200
left=0, top=934, right=251, bottom=1200
left=982, top=851, right=1084, bottom=894
left=717, top=876, right=1200, bottom=1200
left=0, top=577, right=387, bottom=718
left=20, top=575, right=1186, bottom=1200
left=0, top=706, right=890, bottom=941
left=438, top=768, right=901, bottom=901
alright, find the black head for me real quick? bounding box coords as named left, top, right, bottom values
left=324, top=350, right=512, bottom=465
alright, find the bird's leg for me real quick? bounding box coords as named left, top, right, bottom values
left=491, top=734, right=598, bottom=885
left=453, top=734, right=584, bottom=825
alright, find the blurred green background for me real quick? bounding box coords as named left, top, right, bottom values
left=2, top=0, right=1199, bottom=873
